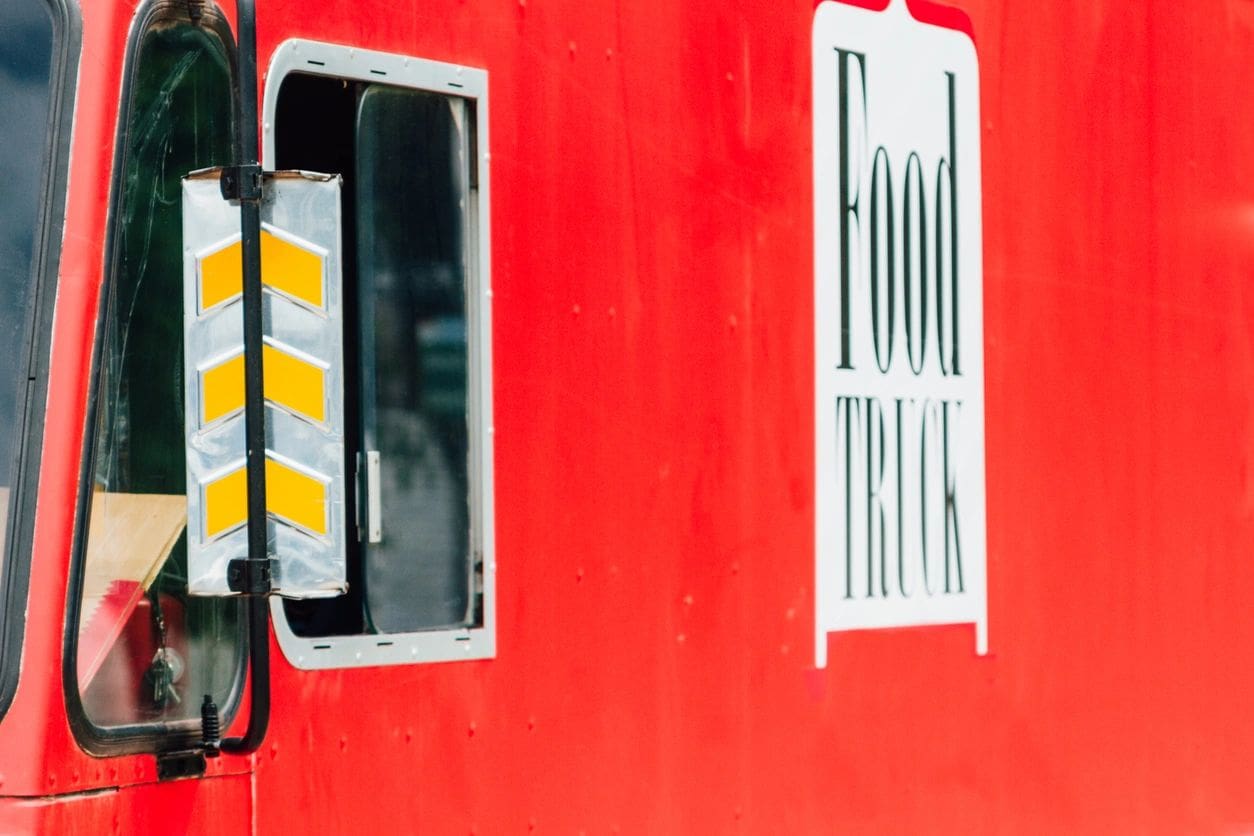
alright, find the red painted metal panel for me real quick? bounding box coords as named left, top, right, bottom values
left=0, top=0, right=252, bottom=801
left=249, top=0, right=1254, bottom=831
left=0, top=773, right=250, bottom=834
left=0, top=0, right=147, bottom=798
left=3, top=0, right=1254, bottom=832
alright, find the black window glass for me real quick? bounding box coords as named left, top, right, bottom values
left=357, top=86, right=472, bottom=633
left=75, top=21, right=243, bottom=730
left=0, top=0, right=55, bottom=583
left=276, top=74, right=479, bottom=638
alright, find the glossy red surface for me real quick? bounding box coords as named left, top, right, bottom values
left=0, top=774, right=250, bottom=834
left=3, top=0, right=1254, bottom=831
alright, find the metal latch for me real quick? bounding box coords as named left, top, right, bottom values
left=358, top=450, right=382, bottom=543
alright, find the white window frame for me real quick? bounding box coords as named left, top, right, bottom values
left=262, top=39, right=494, bottom=668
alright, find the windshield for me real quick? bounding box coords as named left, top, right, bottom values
left=0, top=5, right=55, bottom=591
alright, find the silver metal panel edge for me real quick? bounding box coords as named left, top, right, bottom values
left=263, top=39, right=495, bottom=668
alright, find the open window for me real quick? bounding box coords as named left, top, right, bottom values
left=67, top=4, right=245, bottom=751
left=263, top=41, right=494, bottom=667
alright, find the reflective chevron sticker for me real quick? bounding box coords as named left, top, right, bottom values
left=182, top=170, right=347, bottom=597
left=198, top=341, right=328, bottom=426
left=197, top=227, right=328, bottom=313
left=201, top=456, right=329, bottom=540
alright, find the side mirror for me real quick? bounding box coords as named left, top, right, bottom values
left=181, top=169, right=347, bottom=598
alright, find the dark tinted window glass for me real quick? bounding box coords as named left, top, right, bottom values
left=76, top=22, right=242, bottom=729
left=0, top=0, right=54, bottom=569
left=276, top=75, right=479, bottom=638
left=357, top=87, right=473, bottom=633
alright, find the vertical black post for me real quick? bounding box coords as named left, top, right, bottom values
left=237, top=6, right=264, bottom=578
left=217, top=0, right=271, bottom=756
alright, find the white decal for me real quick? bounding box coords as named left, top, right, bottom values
left=814, top=0, right=987, bottom=667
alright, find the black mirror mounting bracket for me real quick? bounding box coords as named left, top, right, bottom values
left=201, top=0, right=272, bottom=760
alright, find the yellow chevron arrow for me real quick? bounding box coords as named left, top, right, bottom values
left=202, top=457, right=329, bottom=539
left=198, top=227, right=326, bottom=312
left=199, top=343, right=327, bottom=426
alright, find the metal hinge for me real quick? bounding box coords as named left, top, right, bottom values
left=227, top=556, right=276, bottom=595
left=219, top=163, right=264, bottom=203
left=156, top=749, right=207, bottom=782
